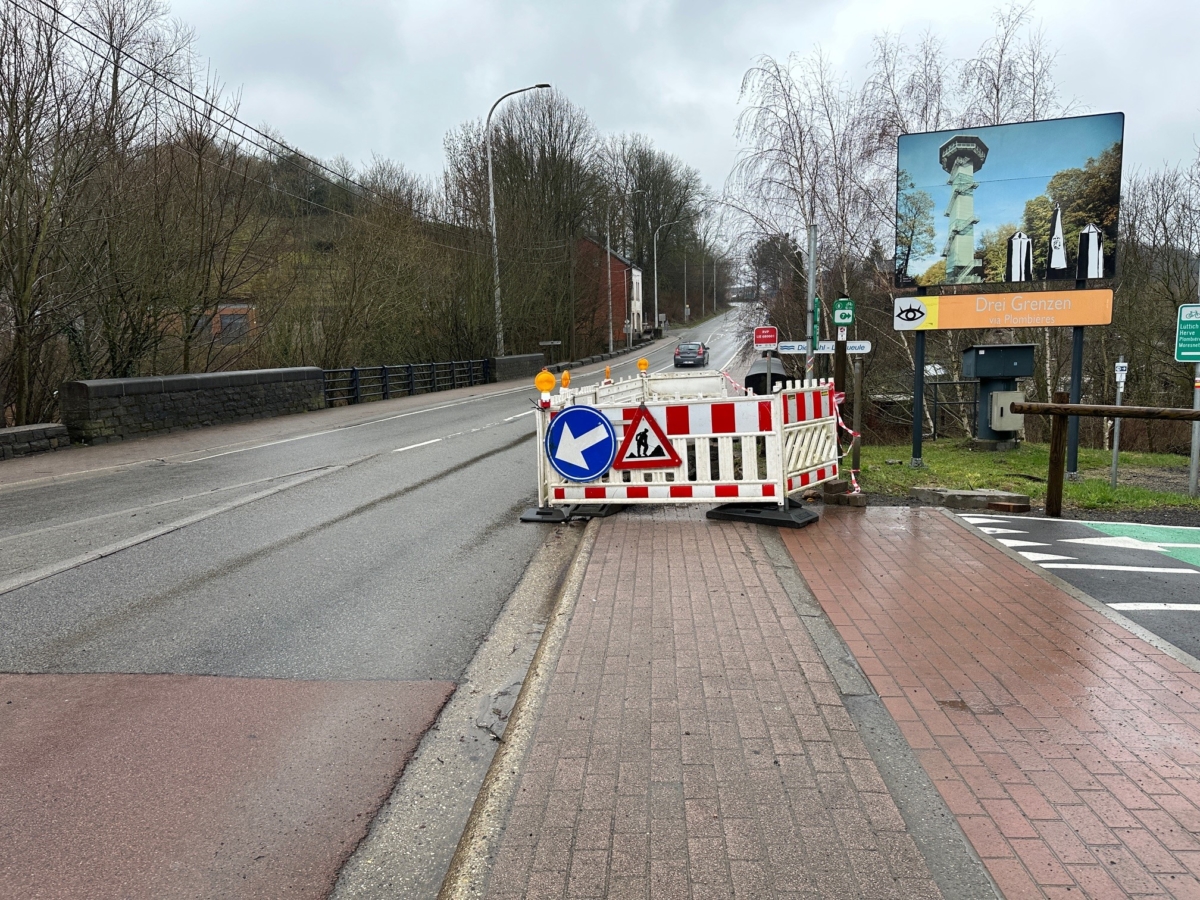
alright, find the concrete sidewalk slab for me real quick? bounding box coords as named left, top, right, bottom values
left=479, top=509, right=944, bottom=899
left=783, top=507, right=1200, bottom=899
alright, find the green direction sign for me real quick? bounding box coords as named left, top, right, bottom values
left=833, top=297, right=855, bottom=326
left=1177, top=304, right=1200, bottom=362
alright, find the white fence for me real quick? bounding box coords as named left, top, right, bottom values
left=536, top=373, right=839, bottom=507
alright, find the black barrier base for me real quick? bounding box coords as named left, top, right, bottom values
left=520, top=504, right=626, bottom=523
left=520, top=506, right=571, bottom=523
left=568, top=504, right=625, bottom=519
left=706, top=500, right=820, bottom=529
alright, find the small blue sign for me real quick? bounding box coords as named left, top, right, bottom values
left=545, top=406, right=617, bottom=482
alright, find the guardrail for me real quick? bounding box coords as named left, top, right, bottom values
left=324, top=360, right=490, bottom=406
left=1012, top=391, right=1200, bottom=517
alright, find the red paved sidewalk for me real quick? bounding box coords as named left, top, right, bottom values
left=483, top=510, right=942, bottom=900
left=784, top=507, right=1200, bottom=899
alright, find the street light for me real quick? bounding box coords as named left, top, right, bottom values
left=487, top=83, right=551, bottom=358
left=653, top=219, right=679, bottom=335
left=606, top=188, right=645, bottom=353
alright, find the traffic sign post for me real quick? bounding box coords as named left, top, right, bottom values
left=832, top=298, right=855, bottom=326
left=1178, top=305, right=1200, bottom=362
left=1111, top=356, right=1126, bottom=489
left=1184, top=303, right=1200, bottom=496
left=753, top=326, right=778, bottom=351
left=544, top=405, right=617, bottom=482
left=778, top=340, right=872, bottom=355
left=754, top=326, right=779, bottom=394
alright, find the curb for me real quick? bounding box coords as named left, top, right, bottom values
left=438, top=518, right=600, bottom=900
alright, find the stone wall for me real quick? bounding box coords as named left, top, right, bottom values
left=0, top=423, right=70, bottom=460
left=60, top=367, right=325, bottom=445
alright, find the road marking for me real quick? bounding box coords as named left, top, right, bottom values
left=979, top=527, right=1026, bottom=535
left=996, top=539, right=1049, bottom=548
left=0, top=466, right=343, bottom=597
left=1019, top=552, right=1077, bottom=562
left=1061, top=535, right=1200, bottom=551
left=504, top=410, right=535, bottom=422
left=393, top=439, right=442, bottom=453
left=1110, top=603, right=1200, bottom=611
left=0, top=470, right=328, bottom=547
left=961, top=516, right=1012, bottom=525
left=1041, top=564, right=1199, bottom=574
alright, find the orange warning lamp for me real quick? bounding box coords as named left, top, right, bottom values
left=637, top=357, right=649, bottom=373
left=604, top=365, right=611, bottom=383
left=535, top=369, right=556, bottom=408
left=561, top=370, right=571, bottom=389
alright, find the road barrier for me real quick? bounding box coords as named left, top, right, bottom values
left=530, top=369, right=839, bottom=520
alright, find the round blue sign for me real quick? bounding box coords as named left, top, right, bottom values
left=545, top=405, right=617, bottom=482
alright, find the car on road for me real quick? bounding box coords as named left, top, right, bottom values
left=673, top=341, right=709, bottom=368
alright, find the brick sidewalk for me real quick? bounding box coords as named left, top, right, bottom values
left=483, top=509, right=942, bottom=900
left=783, top=507, right=1200, bottom=899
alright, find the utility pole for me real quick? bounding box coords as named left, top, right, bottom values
left=653, top=219, right=678, bottom=335
left=683, top=254, right=688, bottom=322
left=605, top=200, right=614, bottom=353
left=806, top=225, right=817, bottom=381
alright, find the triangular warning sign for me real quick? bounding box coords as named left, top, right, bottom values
left=613, top=404, right=683, bottom=470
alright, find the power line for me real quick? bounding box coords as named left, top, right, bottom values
left=5, top=0, right=591, bottom=266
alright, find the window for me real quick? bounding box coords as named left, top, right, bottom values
left=218, top=313, right=249, bottom=343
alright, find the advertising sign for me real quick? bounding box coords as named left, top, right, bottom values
left=892, top=289, right=1113, bottom=332
left=895, top=113, right=1124, bottom=289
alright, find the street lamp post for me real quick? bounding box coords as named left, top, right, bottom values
left=487, top=83, right=550, bottom=358
left=653, top=219, right=679, bottom=335
left=607, top=188, right=645, bottom=354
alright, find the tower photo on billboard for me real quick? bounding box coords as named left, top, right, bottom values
left=895, top=112, right=1124, bottom=289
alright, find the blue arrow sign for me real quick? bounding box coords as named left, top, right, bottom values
left=545, top=406, right=617, bottom=482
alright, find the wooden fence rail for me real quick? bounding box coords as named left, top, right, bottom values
left=1011, top=393, right=1200, bottom=517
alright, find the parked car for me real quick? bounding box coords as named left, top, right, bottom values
left=673, top=341, right=709, bottom=368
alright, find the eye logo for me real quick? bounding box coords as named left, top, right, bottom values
left=896, top=303, right=926, bottom=322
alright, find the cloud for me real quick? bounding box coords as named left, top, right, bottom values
left=169, top=0, right=1199, bottom=191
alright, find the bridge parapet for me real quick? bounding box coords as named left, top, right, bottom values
left=60, top=367, right=325, bottom=444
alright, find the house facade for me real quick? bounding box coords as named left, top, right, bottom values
left=576, top=237, right=644, bottom=348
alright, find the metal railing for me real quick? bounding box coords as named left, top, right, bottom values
left=323, top=360, right=491, bottom=406
left=928, top=380, right=979, bottom=439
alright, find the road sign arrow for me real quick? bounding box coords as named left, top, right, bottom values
left=554, top=422, right=610, bottom=469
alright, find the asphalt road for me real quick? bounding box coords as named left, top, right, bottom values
left=956, top=512, right=1200, bottom=658
left=0, top=308, right=750, bottom=898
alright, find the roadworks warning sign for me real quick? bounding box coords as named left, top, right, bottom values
left=613, top=405, right=682, bottom=470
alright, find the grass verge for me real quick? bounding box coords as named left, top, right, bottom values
left=856, top=440, right=1200, bottom=511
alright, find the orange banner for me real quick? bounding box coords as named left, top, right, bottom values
left=894, top=289, right=1113, bottom=331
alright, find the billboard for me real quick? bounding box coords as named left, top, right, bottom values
left=895, top=113, right=1124, bottom=289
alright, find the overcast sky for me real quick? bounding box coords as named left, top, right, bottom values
left=168, top=0, right=1198, bottom=195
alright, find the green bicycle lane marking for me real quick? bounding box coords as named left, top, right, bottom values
left=1085, top=522, right=1200, bottom=568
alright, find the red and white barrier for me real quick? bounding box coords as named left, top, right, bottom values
left=536, top=375, right=838, bottom=508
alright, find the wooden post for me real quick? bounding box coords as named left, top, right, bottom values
left=1046, top=390, right=1070, bottom=518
